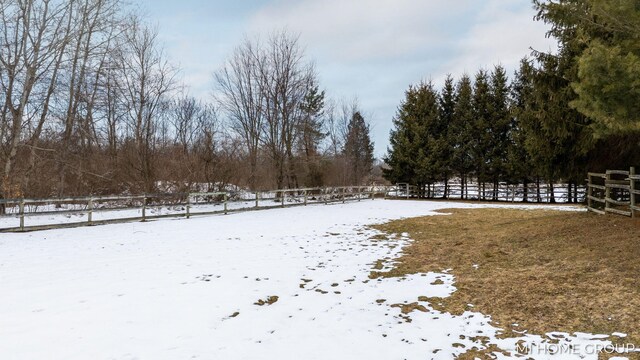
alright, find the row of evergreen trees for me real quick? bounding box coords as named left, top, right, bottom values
left=383, top=59, right=637, bottom=202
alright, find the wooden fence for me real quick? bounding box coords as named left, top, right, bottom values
left=587, top=168, right=638, bottom=218
left=0, top=186, right=390, bottom=233
left=0, top=179, right=598, bottom=233
left=387, top=181, right=585, bottom=203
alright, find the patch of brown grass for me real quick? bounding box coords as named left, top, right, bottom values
left=254, top=296, right=279, bottom=306
left=372, top=209, right=640, bottom=348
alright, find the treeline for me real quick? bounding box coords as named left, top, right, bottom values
left=214, top=33, right=375, bottom=191
left=384, top=0, right=640, bottom=202
left=0, top=0, right=375, bottom=206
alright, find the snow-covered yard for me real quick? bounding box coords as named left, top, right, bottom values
left=0, top=200, right=628, bottom=359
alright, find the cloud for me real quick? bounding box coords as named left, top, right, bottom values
left=147, top=0, right=558, bottom=157
left=248, top=0, right=477, bottom=63
left=244, top=0, right=558, bottom=157
left=440, top=0, right=558, bottom=79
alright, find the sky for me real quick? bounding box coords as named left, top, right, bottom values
left=139, top=0, right=558, bottom=157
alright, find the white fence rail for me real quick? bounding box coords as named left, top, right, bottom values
left=386, top=181, right=586, bottom=203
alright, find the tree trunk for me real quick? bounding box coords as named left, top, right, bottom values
left=482, top=182, right=486, bottom=201
left=443, top=176, right=449, bottom=199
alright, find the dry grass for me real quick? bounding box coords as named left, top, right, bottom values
left=372, top=208, right=640, bottom=352
left=254, top=296, right=279, bottom=306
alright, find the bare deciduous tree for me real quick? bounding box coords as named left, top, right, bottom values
left=214, top=37, right=264, bottom=190
left=256, top=31, right=316, bottom=189
left=0, top=0, right=75, bottom=211
left=116, top=16, right=177, bottom=193
left=56, top=0, right=123, bottom=196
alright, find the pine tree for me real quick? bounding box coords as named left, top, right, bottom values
left=298, top=83, right=326, bottom=186
left=343, top=112, right=374, bottom=185
left=384, top=86, right=421, bottom=185
left=487, top=65, right=511, bottom=200
left=412, top=81, right=443, bottom=197
left=384, top=82, right=442, bottom=197
left=436, top=75, right=456, bottom=197
left=471, top=70, right=492, bottom=199
left=528, top=51, right=592, bottom=203
left=508, top=58, right=536, bottom=202
left=534, top=0, right=639, bottom=190
left=450, top=74, right=475, bottom=199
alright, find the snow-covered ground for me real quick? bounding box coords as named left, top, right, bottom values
left=0, top=200, right=630, bottom=359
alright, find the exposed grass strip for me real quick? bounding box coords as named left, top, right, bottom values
left=372, top=208, right=640, bottom=350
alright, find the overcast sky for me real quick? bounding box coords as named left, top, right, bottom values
left=140, top=0, right=558, bottom=157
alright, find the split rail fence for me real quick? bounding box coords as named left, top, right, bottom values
left=0, top=186, right=391, bottom=232
left=388, top=182, right=585, bottom=203
left=1, top=178, right=602, bottom=233
left=587, top=167, right=638, bottom=218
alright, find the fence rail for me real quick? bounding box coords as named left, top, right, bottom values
left=0, top=178, right=605, bottom=233
left=587, top=167, right=637, bottom=218
left=0, top=186, right=391, bottom=232
left=385, top=181, right=586, bottom=203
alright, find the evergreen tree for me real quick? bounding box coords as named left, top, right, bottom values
left=534, top=0, right=639, bottom=185
left=384, top=87, right=421, bottom=185
left=436, top=75, right=456, bottom=197
left=412, top=81, right=443, bottom=197
left=471, top=70, right=492, bottom=199
left=487, top=65, right=511, bottom=200
left=529, top=51, right=592, bottom=202
left=343, top=112, right=374, bottom=185
left=508, top=58, right=536, bottom=201
left=384, top=82, right=442, bottom=197
left=298, top=83, right=326, bottom=186
left=449, top=75, right=475, bottom=199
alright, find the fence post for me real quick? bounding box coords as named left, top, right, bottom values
left=324, top=188, right=328, bottom=205
left=631, top=167, right=636, bottom=219
left=88, top=198, right=93, bottom=225
left=142, top=195, right=147, bottom=222
left=304, top=190, right=308, bottom=206
left=255, top=192, right=259, bottom=208
left=19, top=198, right=25, bottom=231
left=281, top=190, right=285, bottom=207
left=605, top=172, right=611, bottom=214
left=186, top=194, right=191, bottom=219
left=224, top=193, right=228, bottom=214
left=587, top=175, right=593, bottom=211
left=342, top=188, right=346, bottom=204
left=406, top=184, right=410, bottom=199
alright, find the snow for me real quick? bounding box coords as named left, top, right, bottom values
left=0, top=200, right=629, bottom=359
